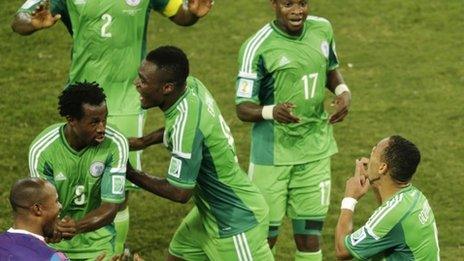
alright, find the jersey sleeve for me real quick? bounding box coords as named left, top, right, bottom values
left=235, top=38, right=267, bottom=105
left=344, top=194, right=410, bottom=259
left=100, top=129, right=129, bottom=203
left=326, top=20, right=339, bottom=71
left=150, top=0, right=182, bottom=17
left=165, top=99, right=203, bottom=189
left=28, top=132, right=58, bottom=185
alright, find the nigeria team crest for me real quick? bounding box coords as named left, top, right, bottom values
left=125, top=0, right=140, bottom=7
left=89, top=161, right=105, bottom=177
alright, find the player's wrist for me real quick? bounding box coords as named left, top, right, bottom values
left=335, top=83, right=350, bottom=96
left=341, top=197, right=358, bottom=212
left=261, top=105, right=275, bottom=120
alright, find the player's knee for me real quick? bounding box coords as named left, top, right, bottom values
left=292, top=220, right=323, bottom=252
left=268, top=226, right=279, bottom=248
left=294, top=234, right=320, bottom=252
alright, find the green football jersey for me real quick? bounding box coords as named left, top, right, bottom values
left=235, top=16, right=339, bottom=165
left=345, top=185, right=440, bottom=260
left=28, top=123, right=129, bottom=259
left=164, top=77, right=269, bottom=238
left=18, top=0, right=182, bottom=116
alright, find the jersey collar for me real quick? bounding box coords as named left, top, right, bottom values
left=60, top=124, right=88, bottom=156
left=164, top=87, right=190, bottom=117
left=270, top=20, right=307, bottom=41
left=7, top=228, right=45, bottom=242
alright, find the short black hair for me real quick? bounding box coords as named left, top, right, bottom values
left=9, top=178, right=48, bottom=212
left=145, top=46, right=189, bottom=88
left=383, top=135, right=421, bottom=182
left=58, top=81, right=106, bottom=120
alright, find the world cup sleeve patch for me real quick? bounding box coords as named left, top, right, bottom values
left=168, top=157, right=182, bottom=178
left=112, top=176, right=125, bottom=195
left=350, top=226, right=367, bottom=246
left=236, top=78, right=254, bottom=98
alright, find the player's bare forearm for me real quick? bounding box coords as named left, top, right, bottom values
left=236, top=102, right=264, bottom=122
left=75, top=202, right=120, bottom=234
left=326, top=69, right=345, bottom=93
left=126, top=163, right=192, bottom=203
left=335, top=210, right=354, bottom=260
left=11, top=13, right=37, bottom=35
left=129, top=127, right=165, bottom=151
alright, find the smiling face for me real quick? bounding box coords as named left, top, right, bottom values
left=68, top=102, right=108, bottom=147
left=272, top=0, right=309, bottom=36
left=134, top=60, right=174, bottom=110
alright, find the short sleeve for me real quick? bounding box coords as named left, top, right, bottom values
left=100, top=128, right=128, bottom=203
left=235, top=36, right=268, bottom=105
left=344, top=194, right=410, bottom=259
left=326, top=21, right=339, bottom=71
left=150, top=0, right=182, bottom=17
left=165, top=99, right=203, bottom=188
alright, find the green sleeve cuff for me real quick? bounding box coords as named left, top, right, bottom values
left=167, top=177, right=196, bottom=189
left=235, top=98, right=260, bottom=105
left=101, top=197, right=125, bottom=204
left=344, top=235, right=365, bottom=260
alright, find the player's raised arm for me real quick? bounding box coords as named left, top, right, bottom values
left=170, top=0, right=213, bottom=26
left=11, top=0, right=61, bottom=35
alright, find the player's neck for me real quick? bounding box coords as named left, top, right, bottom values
left=160, top=86, right=187, bottom=112
left=64, top=124, right=88, bottom=151
left=378, top=179, right=409, bottom=203
left=13, top=217, right=44, bottom=238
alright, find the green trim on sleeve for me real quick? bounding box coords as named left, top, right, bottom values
left=167, top=177, right=196, bottom=189
left=101, top=197, right=125, bottom=204
left=344, top=235, right=366, bottom=260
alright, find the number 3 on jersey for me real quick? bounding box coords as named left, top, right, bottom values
left=101, top=14, right=112, bottom=38
left=74, top=185, right=86, bottom=206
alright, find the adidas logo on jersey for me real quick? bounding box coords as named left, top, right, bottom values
left=55, top=172, right=66, bottom=181
left=279, top=56, right=291, bottom=67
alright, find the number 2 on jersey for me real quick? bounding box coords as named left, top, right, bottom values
left=101, top=14, right=112, bottom=38
left=301, top=73, right=318, bottom=100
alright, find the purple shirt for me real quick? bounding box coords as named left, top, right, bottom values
left=0, top=229, right=68, bottom=261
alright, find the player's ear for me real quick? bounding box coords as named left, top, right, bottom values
left=162, top=82, right=175, bottom=95
left=379, top=162, right=388, bottom=176
left=66, top=115, right=74, bottom=124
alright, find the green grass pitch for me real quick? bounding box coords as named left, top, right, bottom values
left=0, top=0, right=463, bottom=259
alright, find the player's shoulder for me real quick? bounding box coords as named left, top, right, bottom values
left=104, top=124, right=128, bottom=151
left=240, top=22, right=274, bottom=51
left=29, top=123, right=63, bottom=149
left=305, top=15, right=333, bottom=32
left=365, top=187, right=417, bottom=238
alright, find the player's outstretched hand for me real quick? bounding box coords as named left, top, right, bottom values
left=329, top=91, right=351, bottom=124
left=273, top=102, right=300, bottom=124
left=187, top=0, right=214, bottom=18
left=30, top=0, right=61, bottom=30
left=344, top=175, right=370, bottom=200
left=56, top=216, right=77, bottom=239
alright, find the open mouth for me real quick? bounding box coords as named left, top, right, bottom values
left=95, top=135, right=105, bottom=143
left=288, top=18, right=303, bottom=27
